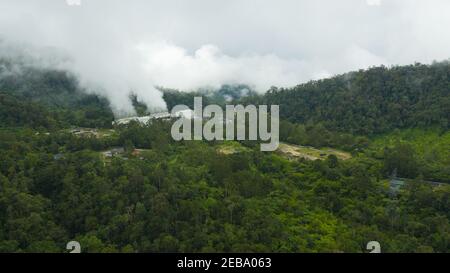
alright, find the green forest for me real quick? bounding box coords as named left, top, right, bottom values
left=0, top=59, right=449, bottom=253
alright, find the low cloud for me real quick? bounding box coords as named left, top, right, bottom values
left=0, top=0, right=449, bottom=116
left=366, top=0, right=382, bottom=6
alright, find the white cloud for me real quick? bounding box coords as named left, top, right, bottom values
left=137, top=42, right=311, bottom=92
left=366, top=0, right=382, bottom=6
left=0, top=0, right=449, bottom=116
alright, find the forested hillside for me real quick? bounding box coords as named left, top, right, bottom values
left=0, top=61, right=449, bottom=253
left=0, top=122, right=449, bottom=253
left=162, top=84, right=258, bottom=111
left=0, top=59, right=114, bottom=128
left=263, top=62, right=450, bottom=134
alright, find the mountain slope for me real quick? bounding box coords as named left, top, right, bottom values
left=0, top=60, right=114, bottom=128
left=263, top=62, right=450, bottom=134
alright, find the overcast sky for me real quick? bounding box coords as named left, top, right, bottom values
left=0, top=0, right=449, bottom=115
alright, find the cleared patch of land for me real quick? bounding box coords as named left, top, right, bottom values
left=100, top=148, right=152, bottom=164
left=217, top=142, right=251, bottom=155
left=64, top=128, right=117, bottom=138
left=216, top=141, right=351, bottom=161
left=277, top=143, right=352, bottom=161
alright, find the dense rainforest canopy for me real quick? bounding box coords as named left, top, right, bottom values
left=0, top=60, right=449, bottom=253
left=263, top=63, right=450, bottom=135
